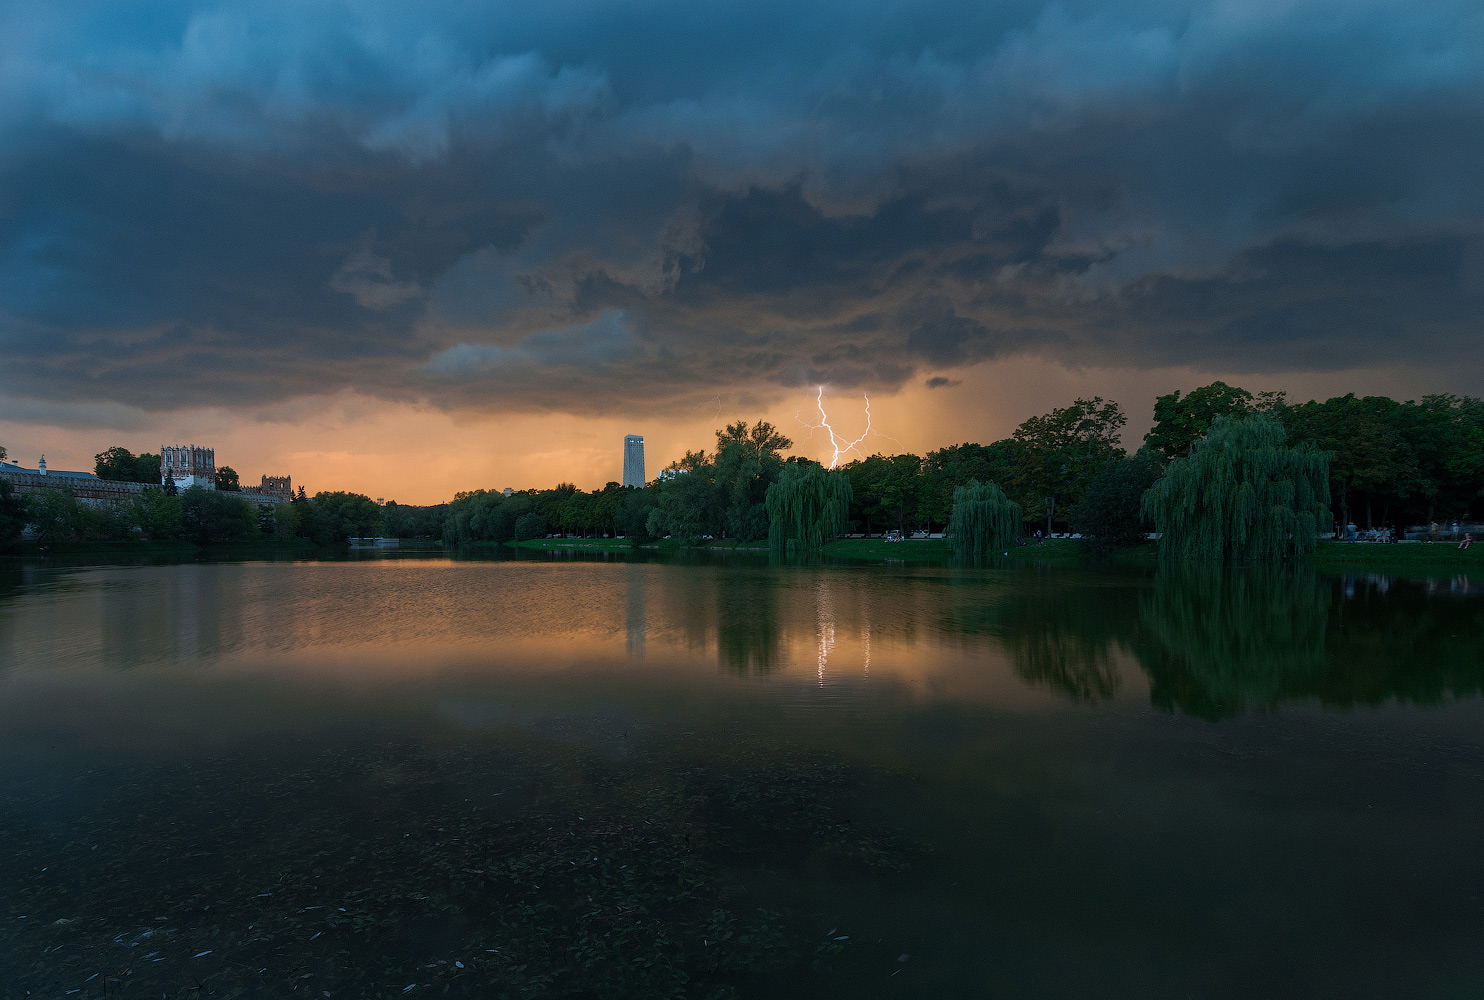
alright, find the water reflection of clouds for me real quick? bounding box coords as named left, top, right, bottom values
left=1, top=559, right=1476, bottom=720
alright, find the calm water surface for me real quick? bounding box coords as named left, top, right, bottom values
left=1, top=553, right=1482, bottom=998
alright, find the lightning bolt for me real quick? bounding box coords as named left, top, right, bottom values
left=807, top=386, right=873, bottom=469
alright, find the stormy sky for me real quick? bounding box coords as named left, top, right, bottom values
left=2, top=0, right=1482, bottom=498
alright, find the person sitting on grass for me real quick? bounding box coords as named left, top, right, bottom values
left=1461, top=533, right=1473, bottom=551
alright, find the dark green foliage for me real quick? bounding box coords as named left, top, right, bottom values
left=306, top=491, right=385, bottom=543
left=918, top=441, right=1019, bottom=527
left=131, top=488, right=183, bottom=540
left=615, top=487, right=657, bottom=543
left=765, top=462, right=851, bottom=554
left=214, top=465, right=241, bottom=491
left=161, top=471, right=178, bottom=496
left=94, top=446, right=162, bottom=484
left=1007, top=396, right=1126, bottom=530
left=27, top=488, right=81, bottom=542
left=22, top=489, right=134, bottom=543
left=1069, top=449, right=1163, bottom=551
left=0, top=477, right=24, bottom=542
left=180, top=485, right=256, bottom=544
left=1282, top=392, right=1484, bottom=527
left=513, top=511, right=547, bottom=540
left=946, top=480, right=1021, bottom=558
left=381, top=500, right=448, bottom=539
left=1142, top=414, right=1331, bottom=564
left=716, top=420, right=792, bottom=542
left=1144, top=382, right=1284, bottom=462
left=842, top=453, right=924, bottom=534
left=646, top=421, right=792, bottom=543
left=647, top=463, right=721, bottom=541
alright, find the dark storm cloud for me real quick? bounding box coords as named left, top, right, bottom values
left=2, top=0, right=1482, bottom=414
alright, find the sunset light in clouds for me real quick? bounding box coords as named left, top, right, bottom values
left=2, top=0, right=1482, bottom=498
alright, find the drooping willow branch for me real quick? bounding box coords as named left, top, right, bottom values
left=1142, top=413, right=1332, bottom=564
left=946, top=479, right=1022, bottom=558
left=765, top=462, right=852, bottom=554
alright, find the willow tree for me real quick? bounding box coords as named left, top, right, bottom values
left=1141, top=413, right=1331, bottom=564
left=946, top=479, right=1022, bottom=558
left=765, top=462, right=851, bottom=554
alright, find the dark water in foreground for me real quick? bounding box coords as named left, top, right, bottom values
left=1, top=554, right=1482, bottom=999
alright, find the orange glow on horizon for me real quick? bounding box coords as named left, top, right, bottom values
left=0, top=358, right=1456, bottom=505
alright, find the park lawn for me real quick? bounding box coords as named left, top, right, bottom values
left=820, top=537, right=1156, bottom=567
left=504, top=537, right=647, bottom=551
left=823, top=537, right=952, bottom=561
left=1306, top=540, right=1480, bottom=570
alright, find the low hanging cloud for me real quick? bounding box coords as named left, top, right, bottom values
left=1, top=0, right=1482, bottom=416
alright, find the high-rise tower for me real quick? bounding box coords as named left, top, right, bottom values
left=622, top=434, right=645, bottom=488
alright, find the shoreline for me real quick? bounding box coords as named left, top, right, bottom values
left=3, top=536, right=1476, bottom=574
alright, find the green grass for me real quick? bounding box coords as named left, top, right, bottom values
left=821, top=536, right=1159, bottom=568
left=822, top=537, right=952, bottom=561
left=505, top=537, right=646, bottom=551
left=506, top=537, right=779, bottom=552
left=1306, top=540, right=1480, bottom=571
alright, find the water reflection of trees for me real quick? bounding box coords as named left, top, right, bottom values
left=984, top=580, right=1132, bottom=701
left=716, top=572, right=783, bottom=675
left=1136, top=571, right=1329, bottom=719
left=956, top=568, right=1484, bottom=716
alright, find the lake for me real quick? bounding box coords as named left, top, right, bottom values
left=2, top=552, right=1482, bottom=998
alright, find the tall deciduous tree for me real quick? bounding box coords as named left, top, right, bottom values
left=1070, top=449, right=1163, bottom=551
left=95, top=447, right=163, bottom=484
left=307, top=492, right=385, bottom=543
left=1142, top=414, right=1331, bottom=564
left=180, top=486, right=256, bottom=544
left=946, top=480, right=1022, bottom=558
left=1144, top=382, right=1283, bottom=462
left=1009, top=397, right=1127, bottom=530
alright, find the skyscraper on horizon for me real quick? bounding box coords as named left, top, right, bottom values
left=622, top=434, right=645, bottom=488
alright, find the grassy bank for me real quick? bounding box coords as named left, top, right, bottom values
left=505, top=537, right=774, bottom=553
left=505, top=537, right=661, bottom=552
left=822, top=537, right=951, bottom=561
left=821, top=537, right=1160, bottom=568
left=1306, top=540, right=1480, bottom=571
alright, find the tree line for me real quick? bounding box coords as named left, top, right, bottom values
left=5, top=381, right=1479, bottom=556
left=0, top=484, right=385, bottom=550
left=441, top=383, right=1482, bottom=553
